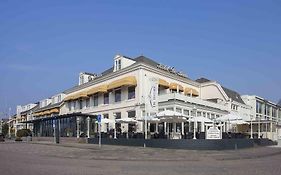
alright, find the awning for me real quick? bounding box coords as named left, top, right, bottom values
left=169, top=83, right=184, bottom=91
left=107, top=76, right=137, bottom=90
left=184, top=87, right=199, bottom=96
left=192, top=89, right=199, bottom=96
left=159, top=79, right=169, bottom=88
left=64, top=91, right=89, bottom=101
left=87, top=85, right=107, bottom=96
left=49, top=108, right=59, bottom=113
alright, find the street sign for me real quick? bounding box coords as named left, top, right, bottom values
left=97, top=114, right=102, bottom=147
left=97, top=115, right=101, bottom=123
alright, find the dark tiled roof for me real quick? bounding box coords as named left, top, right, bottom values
left=134, top=56, right=159, bottom=67
left=222, top=86, right=245, bottom=105
left=34, top=101, right=63, bottom=112
left=195, top=78, right=211, bottom=83
left=101, top=67, right=114, bottom=76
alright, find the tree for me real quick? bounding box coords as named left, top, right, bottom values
left=1, top=123, right=9, bottom=137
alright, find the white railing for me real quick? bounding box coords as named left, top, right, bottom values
left=158, top=93, right=228, bottom=111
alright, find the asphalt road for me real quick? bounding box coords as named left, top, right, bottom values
left=1, top=141, right=281, bottom=175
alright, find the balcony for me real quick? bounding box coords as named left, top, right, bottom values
left=158, top=93, right=228, bottom=111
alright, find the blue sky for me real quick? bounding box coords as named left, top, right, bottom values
left=0, top=0, right=281, bottom=117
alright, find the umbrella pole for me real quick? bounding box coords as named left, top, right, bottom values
left=193, top=121, right=196, bottom=139
left=114, top=122, right=117, bottom=139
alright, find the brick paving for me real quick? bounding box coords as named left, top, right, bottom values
left=1, top=141, right=281, bottom=175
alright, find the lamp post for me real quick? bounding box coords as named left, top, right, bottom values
left=193, top=106, right=197, bottom=140
left=87, top=116, right=90, bottom=139
left=250, top=115, right=253, bottom=139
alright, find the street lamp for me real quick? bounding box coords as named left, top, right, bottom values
left=250, top=115, right=253, bottom=139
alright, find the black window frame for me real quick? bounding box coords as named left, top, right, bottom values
left=115, top=89, right=121, bottom=102
left=128, top=86, right=136, bottom=100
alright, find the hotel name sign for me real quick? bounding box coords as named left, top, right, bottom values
left=206, top=126, right=221, bottom=140
left=157, top=64, right=188, bottom=78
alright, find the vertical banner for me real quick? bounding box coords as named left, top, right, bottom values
left=145, top=77, right=159, bottom=115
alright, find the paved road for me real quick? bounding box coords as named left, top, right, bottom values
left=1, top=141, right=281, bottom=175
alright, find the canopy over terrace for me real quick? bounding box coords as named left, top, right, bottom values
left=156, top=110, right=189, bottom=139
left=21, top=112, right=98, bottom=138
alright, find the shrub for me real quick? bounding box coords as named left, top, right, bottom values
left=16, top=129, right=32, bottom=138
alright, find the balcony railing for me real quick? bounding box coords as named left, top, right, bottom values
left=158, top=93, right=228, bottom=111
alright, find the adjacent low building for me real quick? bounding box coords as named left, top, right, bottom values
left=242, top=95, right=281, bottom=140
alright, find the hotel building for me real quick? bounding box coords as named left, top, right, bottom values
left=10, top=54, right=281, bottom=141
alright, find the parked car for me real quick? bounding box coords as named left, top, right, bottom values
left=0, top=133, right=5, bottom=142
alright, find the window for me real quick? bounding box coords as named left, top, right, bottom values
left=176, top=108, right=182, bottom=113
left=183, top=110, right=189, bottom=116
left=103, top=114, right=109, bottom=119
left=73, top=101, right=76, bottom=110
left=118, top=59, right=121, bottom=70
left=197, top=112, right=202, bottom=117
left=104, top=93, right=109, bottom=104
left=93, top=94, right=98, bottom=107
left=114, top=112, right=121, bottom=119
left=128, top=86, right=136, bottom=99
left=86, top=98, right=90, bottom=108
left=128, top=111, right=136, bottom=118
left=68, top=102, right=72, bottom=111
left=79, top=100, right=83, bottom=110
left=159, top=108, right=165, bottom=112
left=115, top=89, right=121, bottom=102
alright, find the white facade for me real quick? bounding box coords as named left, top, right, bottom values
left=61, top=55, right=243, bottom=135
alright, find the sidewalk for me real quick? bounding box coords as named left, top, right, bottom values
left=28, top=140, right=281, bottom=162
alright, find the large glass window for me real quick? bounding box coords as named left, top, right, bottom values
left=115, top=89, right=121, bottom=102
left=128, top=86, right=136, bottom=99
left=104, top=93, right=109, bottom=104
left=93, top=94, right=98, bottom=107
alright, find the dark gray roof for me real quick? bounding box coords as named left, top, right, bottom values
left=134, top=56, right=159, bottom=67
left=196, top=77, right=245, bottom=105
left=222, top=86, right=245, bottom=105
left=34, top=101, right=63, bottom=113
left=195, top=78, right=211, bottom=83
left=101, top=67, right=114, bottom=76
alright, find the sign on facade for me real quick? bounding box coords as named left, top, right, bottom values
left=206, top=126, right=221, bottom=140
left=145, top=77, right=159, bottom=114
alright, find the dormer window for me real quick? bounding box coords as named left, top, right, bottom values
left=115, top=59, right=122, bottom=71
